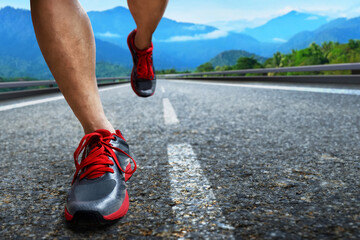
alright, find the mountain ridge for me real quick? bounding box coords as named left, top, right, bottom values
left=242, top=11, right=329, bottom=43
left=1, top=6, right=360, bottom=78
left=279, top=16, right=360, bottom=52
left=209, top=50, right=268, bottom=67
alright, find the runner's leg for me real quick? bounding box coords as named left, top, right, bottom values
left=127, top=0, right=169, bottom=50
left=30, top=0, right=115, bottom=134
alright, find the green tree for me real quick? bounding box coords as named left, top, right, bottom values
left=321, top=41, right=334, bottom=58
left=215, top=65, right=233, bottom=71
left=234, top=57, right=262, bottom=70
left=156, top=68, right=177, bottom=74
left=196, top=62, right=214, bottom=72
left=322, top=41, right=333, bottom=52
left=348, top=39, right=360, bottom=49
left=272, top=52, right=283, bottom=67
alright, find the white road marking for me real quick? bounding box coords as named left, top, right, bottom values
left=0, top=84, right=128, bottom=112
left=98, top=84, right=128, bottom=92
left=167, top=143, right=235, bottom=238
left=161, top=86, right=165, bottom=93
left=171, top=80, right=360, bottom=96
left=0, top=95, right=65, bottom=112
left=163, top=98, right=179, bottom=125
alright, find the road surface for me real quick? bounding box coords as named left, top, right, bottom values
left=1, top=79, right=360, bottom=239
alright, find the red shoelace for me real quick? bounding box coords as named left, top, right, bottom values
left=72, top=130, right=136, bottom=184
left=136, top=45, right=155, bottom=80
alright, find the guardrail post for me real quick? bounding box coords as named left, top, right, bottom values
left=351, top=70, right=360, bottom=75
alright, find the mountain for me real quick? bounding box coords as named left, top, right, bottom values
left=88, top=7, right=217, bottom=48
left=87, top=6, right=279, bottom=67
left=95, top=38, right=131, bottom=67
left=0, top=6, right=279, bottom=77
left=242, top=11, right=328, bottom=43
left=0, top=6, right=133, bottom=78
left=0, top=7, right=39, bottom=60
left=2, top=6, right=360, bottom=78
left=279, top=17, right=360, bottom=53
left=209, top=50, right=268, bottom=67
left=156, top=32, right=278, bottom=69
left=0, top=6, right=223, bottom=77
left=207, top=18, right=267, bottom=33
left=0, top=7, right=52, bottom=78
left=88, top=7, right=272, bottom=69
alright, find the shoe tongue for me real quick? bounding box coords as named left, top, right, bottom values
left=94, top=129, right=112, bottom=137
left=85, top=129, right=112, bottom=156
left=86, top=129, right=112, bottom=151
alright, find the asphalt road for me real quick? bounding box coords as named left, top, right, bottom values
left=1, top=79, right=360, bottom=239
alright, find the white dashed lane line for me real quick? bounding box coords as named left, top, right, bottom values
left=0, top=84, right=128, bottom=112
left=167, top=143, right=235, bottom=237
left=161, top=86, right=165, bottom=93
left=98, top=84, right=128, bottom=92
left=162, top=98, right=179, bottom=125
left=163, top=97, right=235, bottom=236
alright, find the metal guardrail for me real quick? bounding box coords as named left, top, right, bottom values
left=1, top=63, right=360, bottom=101
left=161, top=63, right=360, bottom=84
left=0, top=76, right=130, bottom=100
left=162, top=63, right=360, bottom=77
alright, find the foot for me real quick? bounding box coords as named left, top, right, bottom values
left=65, top=129, right=136, bottom=225
left=127, top=29, right=156, bottom=98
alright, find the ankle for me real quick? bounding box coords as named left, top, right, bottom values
left=83, top=120, right=115, bottom=134
left=84, top=126, right=115, bottom=135
left=134, top=30, right=152, bottom=50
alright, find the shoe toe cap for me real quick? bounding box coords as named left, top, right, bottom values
left=132, top=79, right=156, bottom=97
left=66, top=175, right=127, bottom=217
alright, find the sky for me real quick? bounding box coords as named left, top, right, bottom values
left=1, top=0, right=360, bottom=26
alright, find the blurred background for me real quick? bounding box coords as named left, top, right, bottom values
left=0, top=0, right=359, bottom=81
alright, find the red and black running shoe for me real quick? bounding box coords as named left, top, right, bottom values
left=64, top=129, right=136, bottom=225
left=127, top=29, right=156, bottom=97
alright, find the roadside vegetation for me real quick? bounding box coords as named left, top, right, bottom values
left=180, top=39, right=360, bottom=75
left=155, top=69, right=191, bottom=75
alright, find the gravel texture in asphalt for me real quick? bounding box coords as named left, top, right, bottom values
left=1, top=80, right=360, bottom=239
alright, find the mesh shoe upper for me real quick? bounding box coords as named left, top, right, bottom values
left=65, top=129, right=136, bottom=221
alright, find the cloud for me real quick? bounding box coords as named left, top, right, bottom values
left=306, top=16, right=319, bottom=20
left=344, top=4, right=360, bottom=18
left=183, top=25, right=207, bottom=31
left=95, top=32, right=121, bottom=38
left=161, top=30, right=228, bottom=42
left=273, top=38, right=287, bottom=43
left=208, top=18, right=267, bottom=32
left=277, top=6, right=299, bottom=15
